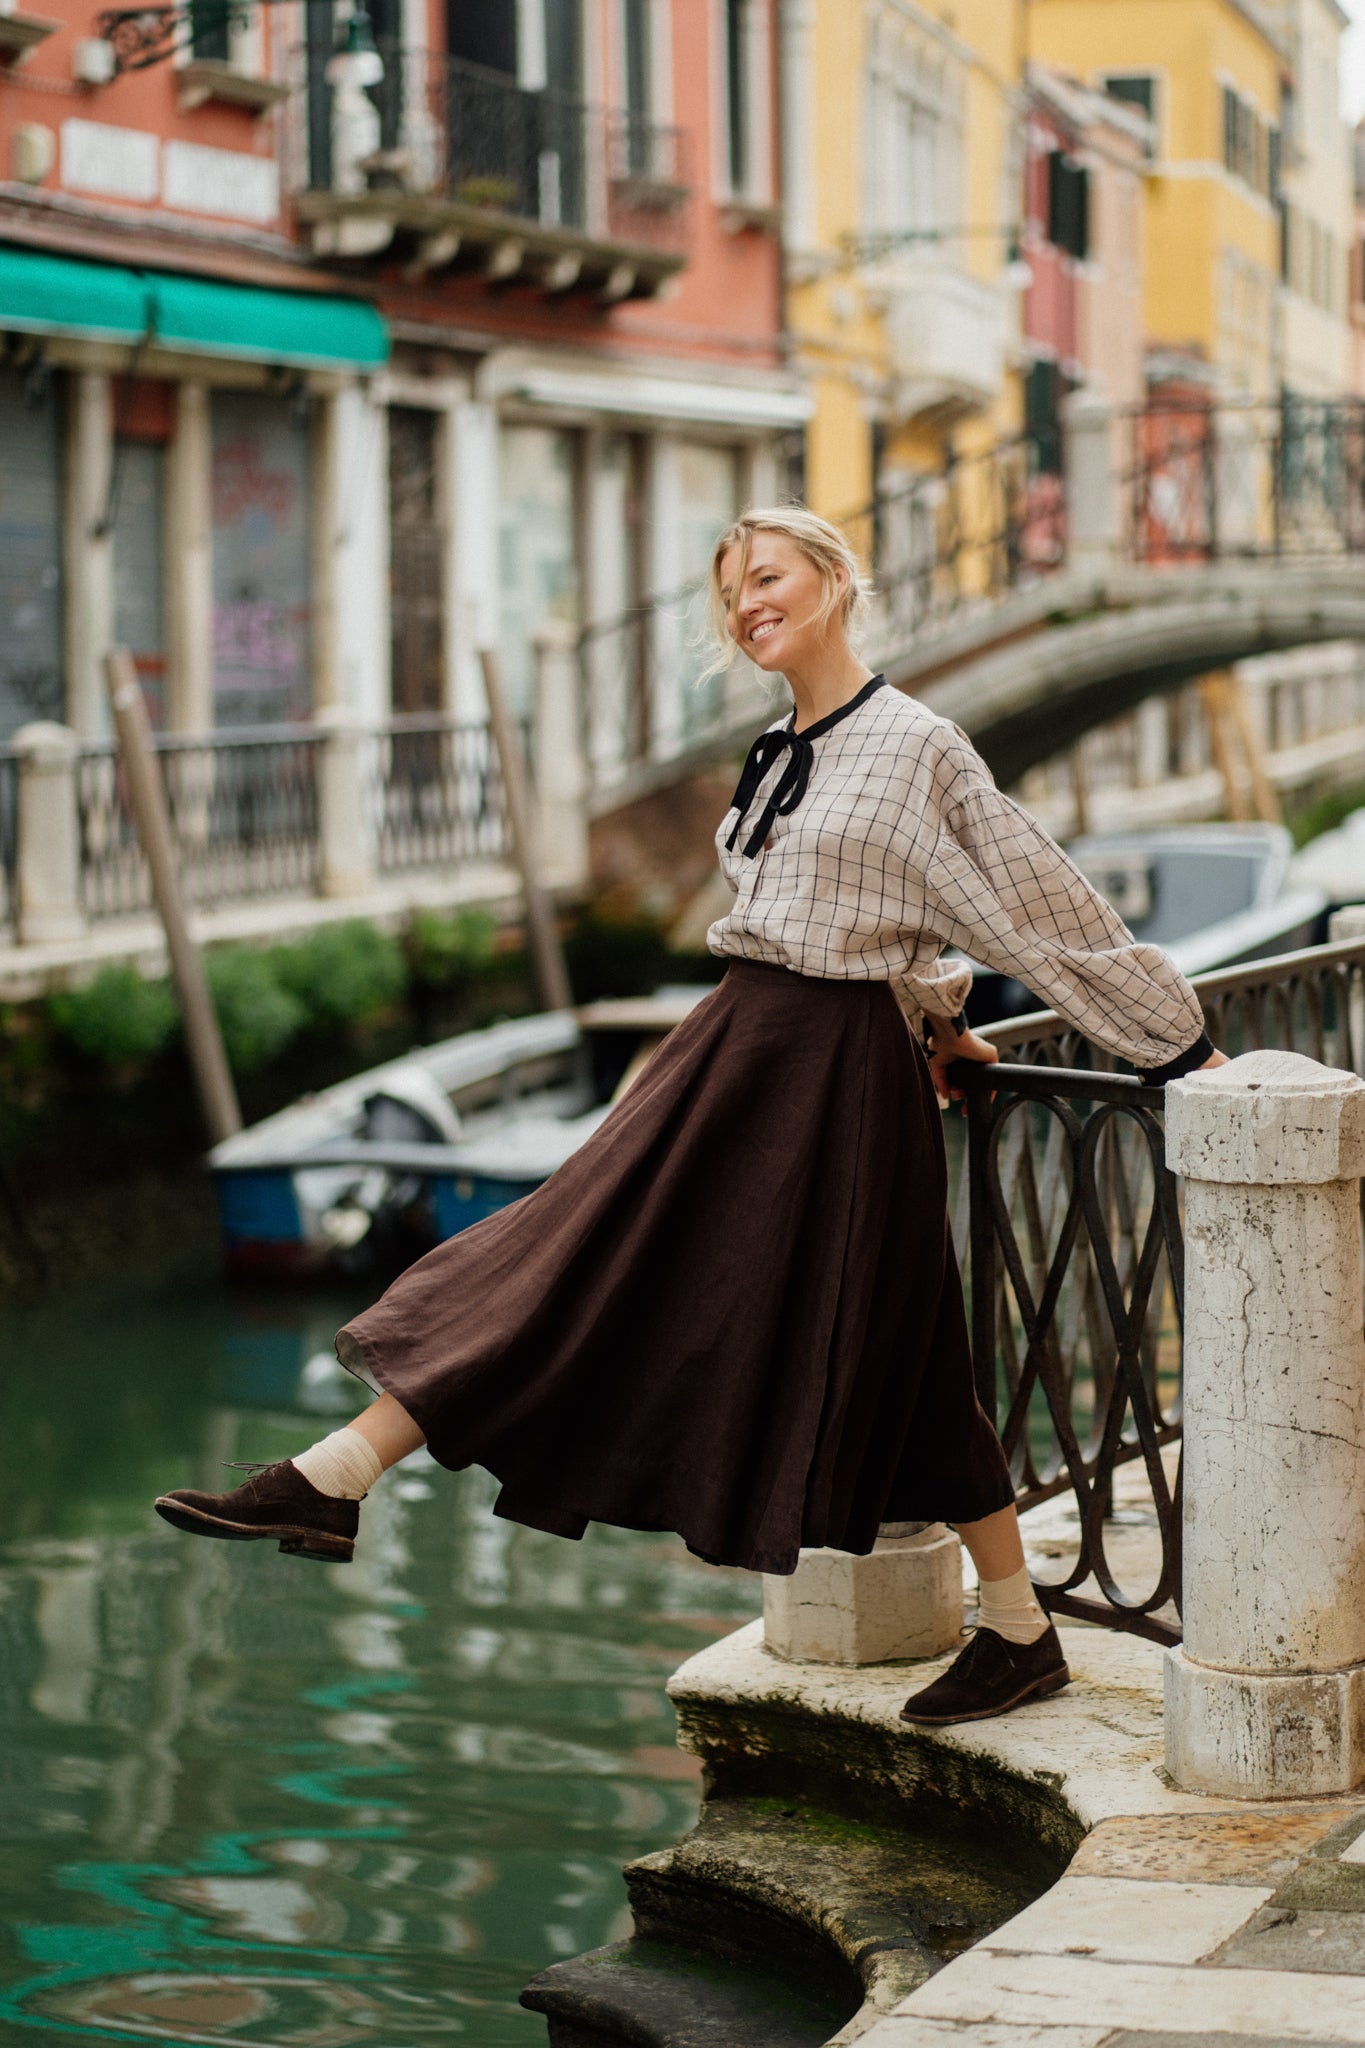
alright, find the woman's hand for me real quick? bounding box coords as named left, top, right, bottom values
left=924, top=1017, right=999, bottom=1107
left=1198, top=1049, right=1230, bottom=1071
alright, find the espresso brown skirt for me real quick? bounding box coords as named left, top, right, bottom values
left=335, top=959, right=1014, bottom=1574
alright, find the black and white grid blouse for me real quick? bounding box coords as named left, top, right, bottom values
left=707, top=674, right=1210, bottom=1081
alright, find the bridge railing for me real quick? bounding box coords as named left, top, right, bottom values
left=572, top=394, right=1365, bottom=804
left=1125, top=396, right=1365, bottom=564
left=952, top=932, right=1365, bottom=1645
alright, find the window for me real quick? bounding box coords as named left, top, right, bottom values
left=724, top=0, right=750, bottom=195
left=1221, top=83, right=1275, bottom=199
left=622, top=0, right=653, bottom=176
left=1025, top=359, right=1070, bottom=476
left=1046, top=152, right=1090, bottom=260
left=0, top=367, right=62, bottom=737
left=211, top=391, right=312, bottom=726
left=623, top=0, right=650, bottom=122
left=1099, top=72, right=1156, bottom=158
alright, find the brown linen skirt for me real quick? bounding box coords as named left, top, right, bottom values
left=335, top=958, right=1014, bottom=1575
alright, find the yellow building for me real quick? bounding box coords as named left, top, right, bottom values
left=1027, top=0, right=1286, bottom=397
left=778, top=0, right=1027, bottom=522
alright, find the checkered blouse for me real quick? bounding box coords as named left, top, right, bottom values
left=707, top=674, right=1207, bottom=1073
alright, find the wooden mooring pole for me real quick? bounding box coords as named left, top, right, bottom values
left=104, top=648, right=243, bottom=1146
left=479, top=647, right=574, bottom=1015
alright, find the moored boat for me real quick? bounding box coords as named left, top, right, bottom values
left=964, top=822, right=1328, bottom=1026
left=209, top=988, right=712, bottom=1279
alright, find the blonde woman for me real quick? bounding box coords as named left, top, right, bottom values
left=156, top=508, right=1224, bottom=1726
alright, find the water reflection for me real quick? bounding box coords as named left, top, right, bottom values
left=0, top=1281, right=759, bottom=2043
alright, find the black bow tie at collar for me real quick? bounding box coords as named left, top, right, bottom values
left=724, top=673, right=889, bottom=859
left=724, top=727, right=813, bottom=858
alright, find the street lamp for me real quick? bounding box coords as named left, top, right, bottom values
left=95, top=0, right=383, bottom=79
left=324, top=10, right=383, bottom=90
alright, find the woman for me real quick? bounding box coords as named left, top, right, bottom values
left=156, top=508, right=1224, bottom=1727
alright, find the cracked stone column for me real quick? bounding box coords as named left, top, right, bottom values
left=1164, top=1049, right=1365, bottom=1797
left=763, top=1522, right=963, bottom=1666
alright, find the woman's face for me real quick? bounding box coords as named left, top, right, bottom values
left=719, top=532, right=844, bottom=676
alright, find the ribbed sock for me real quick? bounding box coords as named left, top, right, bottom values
left=977, top=1564, right=1051, bottom=1646
left=292, top=1427, right=384, bottom=1501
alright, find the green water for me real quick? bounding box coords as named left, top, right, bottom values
left=0, top=1280, right=760, bottom=2046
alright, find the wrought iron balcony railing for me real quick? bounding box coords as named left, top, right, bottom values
left=294, top=45, right=690, bottom=287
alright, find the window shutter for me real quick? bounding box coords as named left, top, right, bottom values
left=1047, top=153, right=1090, bottom=261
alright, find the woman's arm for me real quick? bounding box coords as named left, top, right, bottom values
left=915, top=733, right=1225, bottom=1077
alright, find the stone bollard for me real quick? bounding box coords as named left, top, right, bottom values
left=315, top=707, right=376, bottom=901
left=1329, top=904, right=1365, bottom=943
left=763, top=1522, right=963, bottom=1666
left=533, top=620, right=590, bottom=892
left=1164, top=1049, right=1365, bottom=1797
left=1061, top=390, right=1122, bottom=572
left=12, top=721, right=86, bottom=945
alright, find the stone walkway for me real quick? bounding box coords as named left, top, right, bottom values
left=668, top=1620, right=1365, bottom=2047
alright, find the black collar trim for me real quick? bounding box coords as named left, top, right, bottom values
left=789, top=673, right=886, bottom=741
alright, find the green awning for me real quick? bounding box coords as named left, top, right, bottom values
left=0, top=243, right=148, bottom=343
left=147, top=273, right=389, bottom=371
left=0, top=245, right=389, bottom=371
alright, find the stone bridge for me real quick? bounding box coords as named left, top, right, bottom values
left=582, top=392, right=1365, bottom=806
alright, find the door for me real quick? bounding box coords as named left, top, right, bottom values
left=389, top=406, right=445, bottom=715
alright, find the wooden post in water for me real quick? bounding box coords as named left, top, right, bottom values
left=480, top=647, right=574, bottom=1014
left=104, top=648, right=242, bottom=1145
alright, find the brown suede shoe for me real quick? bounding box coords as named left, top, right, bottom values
left=154, top=1459, right=359, bottom=1563
left=898, top=1622, right=1069, bottom=1726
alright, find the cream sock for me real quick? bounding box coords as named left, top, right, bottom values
left=977, top=1564, right=1051, bottom=1646
left=292, top=1427, right=384, bottom=1501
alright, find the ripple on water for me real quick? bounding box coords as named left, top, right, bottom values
left=0, top=1281, right=759, bottom=2044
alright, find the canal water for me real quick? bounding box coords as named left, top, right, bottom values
left=0, top=1277, right=760, bottom=2045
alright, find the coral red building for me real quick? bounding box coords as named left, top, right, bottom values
left=0, top=0, right=802, bottom=740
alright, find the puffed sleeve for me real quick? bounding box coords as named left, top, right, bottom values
left=921, top=749, right=1209, bottom=1077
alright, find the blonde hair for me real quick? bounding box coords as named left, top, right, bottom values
left=704, top=505, right=872, bottom=679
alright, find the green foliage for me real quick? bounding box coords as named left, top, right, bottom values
left=406, top=907, right=499, bottom=990
left=270, top=921, right=406, bottom=1028
left=1288, top=782, right=1365, bottom=850
left=564, top=903, right=672, bottom=1002
left=48, top=967, right=179, bottom=1067
left=204, top=948, right=306, bottom=1075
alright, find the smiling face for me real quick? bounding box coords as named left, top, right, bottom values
left=719, top=530, right=848, bottom=677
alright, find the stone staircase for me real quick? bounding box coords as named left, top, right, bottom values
left=521, top=1781, right=1053, bottom=2046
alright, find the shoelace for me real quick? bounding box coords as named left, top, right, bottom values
left=222, top=1460, right=274, bottom=1474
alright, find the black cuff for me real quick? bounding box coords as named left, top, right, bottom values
left=1136, top=1030, right=1214, bottom=1088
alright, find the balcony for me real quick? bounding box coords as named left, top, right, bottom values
left=877, top=259, right=1010, bottom=423
left=293, top=48, right=691, bottom=301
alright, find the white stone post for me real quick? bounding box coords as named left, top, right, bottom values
left=63, top=371, right=114, bottom=738
left=1061, top=390, right=1122, bottom=575
left=315, top=707, right=377, bottom=901
left=1164, top=1050, right=1365, bottom=1798
left=165, top=380, right=213, bottom=736
left=532, top=620, right=589, bottom=892
left=763, top=1522, right=963, bottom=1666
left=12, top=721, right=86, bottom=944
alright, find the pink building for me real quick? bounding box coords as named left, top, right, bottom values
left=1021, top=60, right=1149, bottom=464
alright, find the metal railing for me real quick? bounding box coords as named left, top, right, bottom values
left=955, top=933, right=1365, bottom=1645
left=577, top=578, right=772, bottom=799
left=841, top=433, right=1066, bottom=655
left=372, top=716, right=513, bottom=874
left=1128, top=397, right=1365, bottom=564
left=0, top=746, right=17, bottom=940
left=77, top=726, right=323, bottom=922
left=298, top=44, right=689, bottom=255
